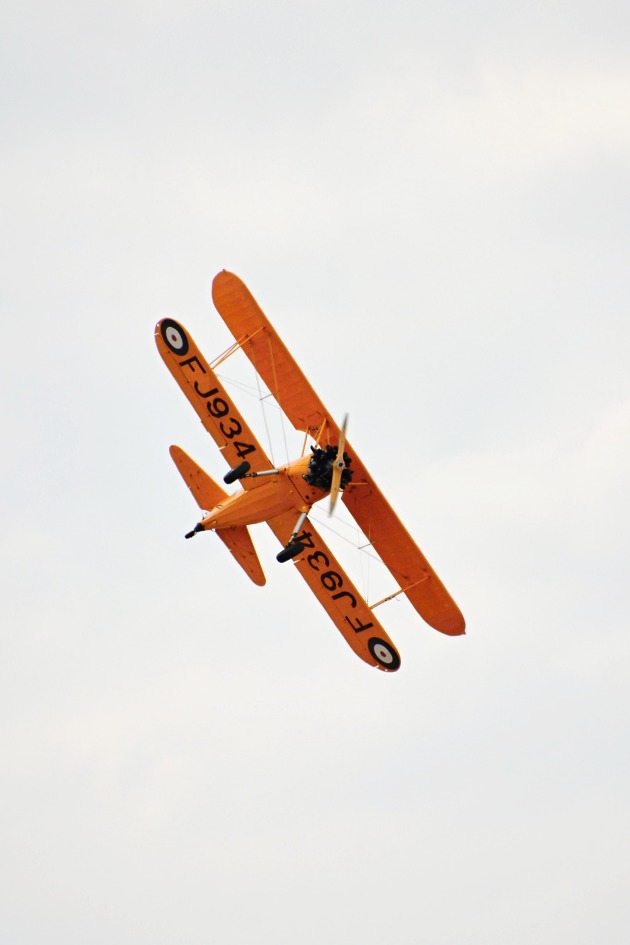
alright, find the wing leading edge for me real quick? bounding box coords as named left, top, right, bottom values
left=212, top=270, right=465, bottom=637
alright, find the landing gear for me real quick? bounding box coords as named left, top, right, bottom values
left=223, top=461, right=251, bottom=484
left=276, top=541, right=305, bottom=563
left=185, top=522, right=205, bottom=540
left=276, top=509, right=309, bottom=563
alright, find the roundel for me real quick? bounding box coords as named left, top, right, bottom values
left=160, top=319, right=189, bottom=356
left=368, top=637, right=401, bottom=672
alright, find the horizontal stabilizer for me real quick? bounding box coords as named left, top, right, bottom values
left=169, top=445, right=228, bottom=510
left=216, top=526, right=266, bottom=587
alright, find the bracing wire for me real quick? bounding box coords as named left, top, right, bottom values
left=254, top=367, right=275, bottom=466
left=265, top=333, right=291, bottom=467
left=216, top=374, right=260, bottom=397
left=309, top=510, right=382, bottom=563
left=308, top=508, right=402, bottom=607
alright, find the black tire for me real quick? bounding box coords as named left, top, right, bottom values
left=276, top=541, right=305, bottom=563
left=223, top=461, right=251, bottom=484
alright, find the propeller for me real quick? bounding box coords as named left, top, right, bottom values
left=329, top=414, right=348, bottom=515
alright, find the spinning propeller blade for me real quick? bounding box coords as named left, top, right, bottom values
left=329, top=414, right=348, bottom=515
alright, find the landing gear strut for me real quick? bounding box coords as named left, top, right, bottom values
left=276, top=510, right=309, bottom=563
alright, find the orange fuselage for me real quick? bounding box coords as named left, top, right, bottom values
left=201, top=455, right=324, bottom=531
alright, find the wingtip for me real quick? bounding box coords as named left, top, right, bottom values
left=212, top=268, right=235, bottom=291
left=430, top=613, right=466, bottom=637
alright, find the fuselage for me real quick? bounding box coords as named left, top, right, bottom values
left=200, top=454, right=325, bottom=531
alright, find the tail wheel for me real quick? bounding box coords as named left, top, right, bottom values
left=184, top=522, right=205, bottom=540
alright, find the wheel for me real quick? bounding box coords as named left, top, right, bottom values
left=276, top=541, right=305, bottom=563
left=223, top=461, right=251, bottom=484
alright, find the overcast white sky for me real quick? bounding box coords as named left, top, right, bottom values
left=2, top=2, right=629, bottom=942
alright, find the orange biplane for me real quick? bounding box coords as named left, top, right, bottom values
left=155, top=271, right=465, bottom=672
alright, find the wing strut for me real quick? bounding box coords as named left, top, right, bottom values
left=368, top=577, right=429, bottom=610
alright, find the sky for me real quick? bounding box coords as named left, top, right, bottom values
left=1, top=1, right=629, bottom=942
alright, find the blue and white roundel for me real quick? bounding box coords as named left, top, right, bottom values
left=160, top=319, right=189, bottom=355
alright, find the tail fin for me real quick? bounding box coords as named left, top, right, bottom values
left=169, top=445, right=266, bottom=587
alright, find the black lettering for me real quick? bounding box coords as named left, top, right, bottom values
left=332, top=590, right=357, bottom=608
left=344, top=614, right=374, bottom=634
left=194, top=382, right=219, bottom=398
left=220, top=417, right=242, bottom=439
left=207, top=397, right=229, bottom=419
left=321, top=570, right=343, bottom=592
left=234, top=441, right=256, bottom=459
left=295, top=530, right=315, bottom=549
left=308, top=550, right=330, bottom=572
left=179, top=355, right=206, bottom=374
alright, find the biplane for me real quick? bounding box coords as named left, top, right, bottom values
left=155, top=271, right=465, bottom=672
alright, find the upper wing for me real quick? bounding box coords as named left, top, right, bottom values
left=267, top=511, right=401, bottom=672
left=155, top=317, right=271, bottom=483
left=212, top=270, right=339, bottom=445
left=212, top=271, right=465, bottom=636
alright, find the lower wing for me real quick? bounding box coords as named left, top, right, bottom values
left=155, top=317, right=272, bottom=482
left=267, top=512, right=401, bottom=672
